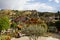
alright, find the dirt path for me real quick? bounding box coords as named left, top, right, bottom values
left=11, top=33, right=60, bottom=40
left=11, top=36, right=59, bottom=40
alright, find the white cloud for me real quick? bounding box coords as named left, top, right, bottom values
left=21, top=3, right=55, bottom=12
left=0, top=0, right=55, bottom=12
left=0, top=0, right=32, bottom=9
left=48, top=0, right=60, bottom=3
left=55, top=0, right=59, bottom=3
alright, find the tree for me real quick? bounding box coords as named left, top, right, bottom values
left=57, top=11, right=60, bottom=19
left=55, top=20, right=60, bottom=32
left=57, top=11, right=60, bottom=14
left=55, top=20, right=60, bottom=27
left=21, top=23, right=48, bottom=40
left=0, top=15, right=10, bottom=33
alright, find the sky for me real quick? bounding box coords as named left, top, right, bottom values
left=0, top=0, right=60, bottom=12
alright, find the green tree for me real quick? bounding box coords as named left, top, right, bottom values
left=57, top=11, right=60, bottom=19
left=55, top=20, right=60, bottom=27
left=0, top=15, right=10, bottom=32
left=55, top=20, right=60, bottom=32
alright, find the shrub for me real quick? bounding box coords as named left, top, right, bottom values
left=21, top=23, right=48, bottom=40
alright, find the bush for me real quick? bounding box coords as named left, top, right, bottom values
left=0, top=36, right=6, bottom=40
left=48, top=26, right=57, bottom=33
left=55, top=20, right=60, bottom=32
left=55, top=20, right=60, bottom=27
left=0, top=15, right=10, bottom=32
left=21, top=23, right=48, bottom=40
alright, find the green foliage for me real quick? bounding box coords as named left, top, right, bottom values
left=55, top=20, right=60, bottom=27
left=11, top=22, right=17, bottom=28
left=0, top=35, right=6, bottom=40
left=48, top=26, right=57, bottom=32
left=0, top=15, right=10, bottom=30
left=21, top=23, right=48, bottom=40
